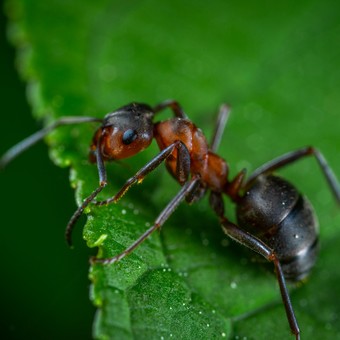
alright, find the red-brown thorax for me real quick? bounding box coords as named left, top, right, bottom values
left=154, top=118, right=229, bottom=192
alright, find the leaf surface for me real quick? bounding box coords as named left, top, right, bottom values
left=7, top=0, right=340, bottom=338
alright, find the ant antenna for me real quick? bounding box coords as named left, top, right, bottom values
left=0, top=116, right=102, bottom=169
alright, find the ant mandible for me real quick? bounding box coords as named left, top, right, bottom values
left=1, top=100, right=340, bottom=339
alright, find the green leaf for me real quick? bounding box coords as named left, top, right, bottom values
left=6, top=0, right=340, bottom=339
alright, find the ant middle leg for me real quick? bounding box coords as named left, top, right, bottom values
left=91, top=175, right=201, bottom=264
left=65, top=136, right=108, bottom=246
left=245, top=146, right=340, bottom=203
left=67, top=140, right=190, bottom=245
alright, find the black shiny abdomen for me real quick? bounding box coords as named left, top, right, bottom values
left=237, top=175, right=319, bottom=282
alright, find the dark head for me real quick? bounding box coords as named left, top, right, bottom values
left=90, top=103, right=154, bottom=162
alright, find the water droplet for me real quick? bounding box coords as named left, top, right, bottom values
left=222, top=332, right=226, bottom=337
left=121, top=209, right=127, bottom=215
left=230, top=281, right=237, bottom=289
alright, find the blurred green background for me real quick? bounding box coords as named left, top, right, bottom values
left=1, top=0, right=340, bottom=339
left=0, top=2, right=95, bottom=339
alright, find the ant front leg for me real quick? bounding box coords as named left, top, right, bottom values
left=153, top=100, right=187, bottom=118
left=65, top=136, right=107, bottom=247
left=95, top=140, right=190, bottom=206
left=246, top=146, right=340, bottom=203
left=90, top=140, right=191, bottom=262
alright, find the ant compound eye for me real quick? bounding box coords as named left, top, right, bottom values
left=122, top=129, right=137, bottom=145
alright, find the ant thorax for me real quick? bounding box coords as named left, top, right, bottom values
left=154, top=118, right=228, bottom=191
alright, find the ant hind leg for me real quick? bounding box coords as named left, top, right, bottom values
left=245, top=146, right=340, bottom=204
left=220, top=216, right=300, bottom=340
left=210, top=193, right=300, bottom=339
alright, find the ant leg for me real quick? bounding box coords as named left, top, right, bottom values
left=95, top=140, right=190, bottom=206
left=153, top=99, right=187, bottom=118
left=209, top=194, right=300, bottom=339
left=65, top=136, right=107, bottom=247
left=246, top=146, right=340, bottom=204
left=220, top=217, right=300, bottom=340
left=91, top=176, right=200, bottom=264
left=0, top=116, right=102, bottom=169
left=210, top=104, right=231, bottom=152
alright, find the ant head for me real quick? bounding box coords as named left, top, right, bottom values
left=90, top=103, right=154, bottom=162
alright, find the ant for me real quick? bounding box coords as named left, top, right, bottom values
left=1, top=100, right=340, bottom=339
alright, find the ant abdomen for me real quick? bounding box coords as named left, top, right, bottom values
left=237, top=175, right=319, bottom=281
